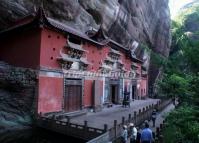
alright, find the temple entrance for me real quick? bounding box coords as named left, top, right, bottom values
left=110, top=85, right=119, bottom=104
left=64, top=79, right=82, bottom=112
left=132, top=86, right=136, bottom=100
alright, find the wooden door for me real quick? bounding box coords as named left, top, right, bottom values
left=64, top=80, right=82, bottom=112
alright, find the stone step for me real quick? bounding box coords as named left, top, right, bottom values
left=45, top=110, right=87, bottom=120
left=63, top=110, right=87, bottom=119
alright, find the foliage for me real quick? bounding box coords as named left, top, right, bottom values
left=158, top=3, right=199, bottom=143
left=163, top=106, right=199, bottom=143
left=140, top=43, right=167, bottom=68
left=157, top=74, right=188, bottom=99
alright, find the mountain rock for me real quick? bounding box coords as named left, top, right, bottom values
left=0, top=0, right=171, bottom=91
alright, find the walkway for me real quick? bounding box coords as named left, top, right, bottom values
left=149, top=103, right=175, bottom=132
left=64, top=98, right=159, bottom=129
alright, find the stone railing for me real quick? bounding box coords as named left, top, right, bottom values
left=37, top=99, right=172, bottom=142
left=86, top=99, right=172, bottom=143
left=108, top=99, right=172, bottom=142
left=37, top=116, right=106, bottom=141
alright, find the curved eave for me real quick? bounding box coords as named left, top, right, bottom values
left=104, top=58, right=115, bottom=63
left=66, top=39, right=88, bottom=52
left=0, top=18, right=38, bottom=38
left=46, top=18, right=107, bottom=47
left=57, top=57, right=80, bottom=63
left=80, top=58, right=92, bottom=65
left=99, top=64, right=112, bottom=70
left=130, top=54, right=143, bottom=63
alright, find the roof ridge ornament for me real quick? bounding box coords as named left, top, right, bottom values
left=86, top=25, right=110, bottom=44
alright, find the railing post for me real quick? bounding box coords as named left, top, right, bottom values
left=156, top=127, right=160, bottom=138
left=67, top=118, right=70, bottom=126
left=134, top=111, right=137, bottom=125
left=84, top=120, right=88, bottom=131
left=146, top=106, right=149, bottom=119
left=114, top=120, right=117, bottom=139
left=104, top=124, right=108, bottom=132
left=122, top=116, right=125, bottom=125
left=160, top=124, right=163, bottom=130
left=52, top=115, right=55, bottom=120
left=143, top=108, right=146, bottom=121
left=128, top=114, right=131, bottom=122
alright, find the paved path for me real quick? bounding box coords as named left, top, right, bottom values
left=124, top=103, right=175, bottom=143
left=149, top=103, right=175, bottom=132
left=65, top=99, right=159, bottom=129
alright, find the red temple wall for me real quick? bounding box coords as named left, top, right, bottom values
left=84, top=79, right=104, bottom=107
left=40, top=28, right=66, bottom=69
left=120, top=53, right=132, bottom=71
left=0, top=28, right=41, bottom=69
left=83, top=44, right=110, bottom=71
left=140, top=78, right=147, bottom=97
left=38, top=76, right=63, bottom=113
left=84, top=80, right=93, bottom=107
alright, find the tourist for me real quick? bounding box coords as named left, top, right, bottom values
left=129, top=123, right=137, bottom=143
left=121, top=125, right=128, bottom=143
left=123, top=89, right=130, bottom=108
left=140, top=121, right=153, bottom=143
left=151, top=109, right=157, bottom=127
left=136, top=127, right=141, bottom=143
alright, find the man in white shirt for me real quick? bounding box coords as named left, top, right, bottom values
left=121, top=125, right=128, bottom=143
left=129, top=123, right=137, bottom=143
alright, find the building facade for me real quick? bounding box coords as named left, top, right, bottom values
left=0, top=9, right=148, bottom=114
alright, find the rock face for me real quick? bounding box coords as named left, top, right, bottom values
left=0, top=0, right=171, bottom=54
left=0, top=62, right=37, bottom=142
left=0, top=0, right=171, bottom=89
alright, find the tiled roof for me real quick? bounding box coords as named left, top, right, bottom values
left=46, top=17, right=106, bottom=46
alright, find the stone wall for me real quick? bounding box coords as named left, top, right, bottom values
left=0, top=61, right=37, bottom=142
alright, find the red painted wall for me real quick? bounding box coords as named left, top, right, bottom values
left=0, top=28, right=41, bottom=69
left=40, top=28, right=66, bottom=69
left=140, top=78, right=147, bottom=97
left=120, top=53, right=132, bottom=71
left=84, top=79, right=104, bottom=107
left=83, top=44, right=110, bottom=71
left=84, top=80, right=93, bottom=107
left=38, top=76, right=63, bottom=113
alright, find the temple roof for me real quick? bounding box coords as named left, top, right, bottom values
left=0, top=8, right=143, bottom=63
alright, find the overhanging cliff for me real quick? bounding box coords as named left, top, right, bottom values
left=0, top=0, right=171, bottom=90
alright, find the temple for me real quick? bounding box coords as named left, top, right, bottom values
left=0, top=9, right=148, bottom=114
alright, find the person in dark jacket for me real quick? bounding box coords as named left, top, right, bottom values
left=151, top=109, right=157, bottom=127
left=136, top=127, right=141, bottom=143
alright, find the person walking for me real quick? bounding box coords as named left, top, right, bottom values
left=140, top=122, right=153, bottom=143
left=136, top=127, right=141, bottom=143
left=121, top=125, right=128, bottom=143
left=151, top=109, right=157, bottom=127
left=129, top=123, right=137, bottom=143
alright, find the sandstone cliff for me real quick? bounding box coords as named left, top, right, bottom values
left=0, top=0, right=171, bottom=88
left=0, top=0, right=171, bottom=54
